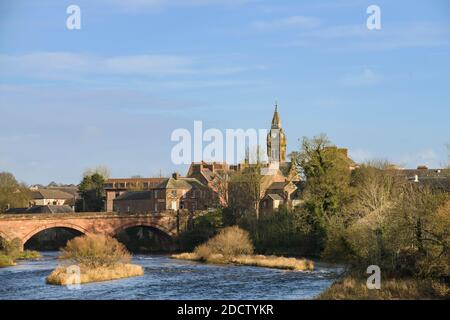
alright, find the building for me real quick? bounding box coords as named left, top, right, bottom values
left=104, top=177, right=166, bottom=212
left=112, top=173, right=210, bottom=214
left=267, top=103, right=287, bottom=163
left=393, top=166, right=450, bottom=190
left=106, top=104, right=357, bottom=215
left=6, top=205, right=74, bottom=214
left=30, top=189, right=74, bottom=207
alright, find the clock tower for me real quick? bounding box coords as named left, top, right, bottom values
left=267, top=104, right=287, bottom=163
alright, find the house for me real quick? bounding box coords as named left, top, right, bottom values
left=113, top=173, right=211, bottom=214
left=30, top=189, right=74, bottom=207
left=104, top=177, right=166, bottom=212
left=6, top=205, right=74, bottom=214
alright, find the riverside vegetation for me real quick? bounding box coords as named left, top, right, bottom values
left=0, top=238, right=41, bottom=267
left=177, top=134, right=450, bottom=299
left=173, top=226, right=314, bottom=271
left=46, top=234, right=144, bottom=285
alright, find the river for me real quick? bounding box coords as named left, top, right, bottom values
left=0, top=252, right=343, bottom=300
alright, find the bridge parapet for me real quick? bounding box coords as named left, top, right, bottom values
left=0, top=211, right=181, bottom=249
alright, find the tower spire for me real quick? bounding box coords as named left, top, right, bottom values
left=267, top=102, right=286, bottom=163
left=271, top=102, right=281, bottom=129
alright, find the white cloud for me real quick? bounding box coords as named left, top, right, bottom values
left=0, top=52, right=259, bottom=80
left=251, top=15, right=320, bottom=31
left=101, top=0, right=254, bottom=10
left=397, top=149, right=443, bottom=168
left=349, top=149, right=374, bottom=164
left=287, top=22, right=450, bottom=50
left=339, top=68, right=382, bottom=87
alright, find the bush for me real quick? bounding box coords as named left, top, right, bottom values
left=1, top=238, right=22, bottom=259
left=60, top=234, right=131, bottom=268
left=177, top=211, right=221, bottom=251
left=0, top=254, right=15, bottom=267
left=194, top=226, right=254, bottom=259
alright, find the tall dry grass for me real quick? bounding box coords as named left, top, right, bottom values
left=317, top=273, right=450, bottom=300
left=47, top=234, right=143, bottom=285
left=172, top=226, right=314, bottom=271
left=60, top=234, right=131, bottom=268
left=194, top=226, right=254, bottom=260
left=0, top=238, right=41, bottom=267
left=231, top=255, right=314, bottom=271
left=46, top=264, right=144, bottom=285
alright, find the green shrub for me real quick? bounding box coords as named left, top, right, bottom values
left=60, top=234, right=131, bottom=268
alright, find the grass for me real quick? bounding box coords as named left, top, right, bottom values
left=231, top=255, right=314, bottom=271
left=47, top=234, right=144, bottom=285
left=172, top=252, right=314, bottom=271
left=0, top=254, right=16, bottom=267
left=317, top=272, right=450, bottom=300
left=0, top=237, right=41, bottom=267
left=46, top=263, right=144, bottom=285
left=172, top=226, right=314, bottom=271
left=16, top=250, right=41, bottom=260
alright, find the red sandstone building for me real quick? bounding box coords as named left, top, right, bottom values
left=103, top=106, right=365, bottom=215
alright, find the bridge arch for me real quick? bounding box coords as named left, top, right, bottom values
left=113, top=222, right=176, bottom=253
left=22, top=222, right=90, bottom=248
left=112, top=222, right=174, bottom=239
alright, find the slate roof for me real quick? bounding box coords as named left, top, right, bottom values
left=155, top=177, right=204, bottom=189
left=265, top=193, right=284, bottom=201
left=267, top=182, right=288, bottom=190
left=31, top=189, right=74, bottom=200
left=6, top=205, right=74, bottom=214
left=115, top=191, right=153, bottom=201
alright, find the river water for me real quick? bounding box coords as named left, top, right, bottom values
left=0, top=252, right=343, bottom=300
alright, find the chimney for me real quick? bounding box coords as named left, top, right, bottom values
left=172, top=172, right=180, bottom=180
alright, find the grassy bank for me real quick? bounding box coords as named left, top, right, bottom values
left=172, top=226, right=314, bottom=271
left=0, top=238, right=41, bottom=267
left=318, top=272, right=450, bottom=300
left=47, top=234, right=144, bottom=285
left=172, top=252, right=314, bottom=271
left=0, top=254, right=16, bottom=267
left=46, top=264, right=144, bottom=285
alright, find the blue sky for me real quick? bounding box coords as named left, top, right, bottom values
left=1, top=0, right=450, bottom=184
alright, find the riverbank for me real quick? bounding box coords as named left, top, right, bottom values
left=0, top=250, right=41, bottom=267
left=317, top=272, right=450, bottom=300
left=172, top=252, right=314, bottom=271
left=46, top=263, right=144, bottom=285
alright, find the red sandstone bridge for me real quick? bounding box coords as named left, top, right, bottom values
left=0, top=212, right=179, bottom=250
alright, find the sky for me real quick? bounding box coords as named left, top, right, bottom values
left=0, top=0, right=450, bottom=185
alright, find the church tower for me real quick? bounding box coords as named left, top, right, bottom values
left=267, top=103, right=287, bottom=163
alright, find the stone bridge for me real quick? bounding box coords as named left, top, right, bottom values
left=0, top=212, right=179, bottom=250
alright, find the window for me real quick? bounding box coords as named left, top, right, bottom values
left=171, top=190, right=177, bottom=197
